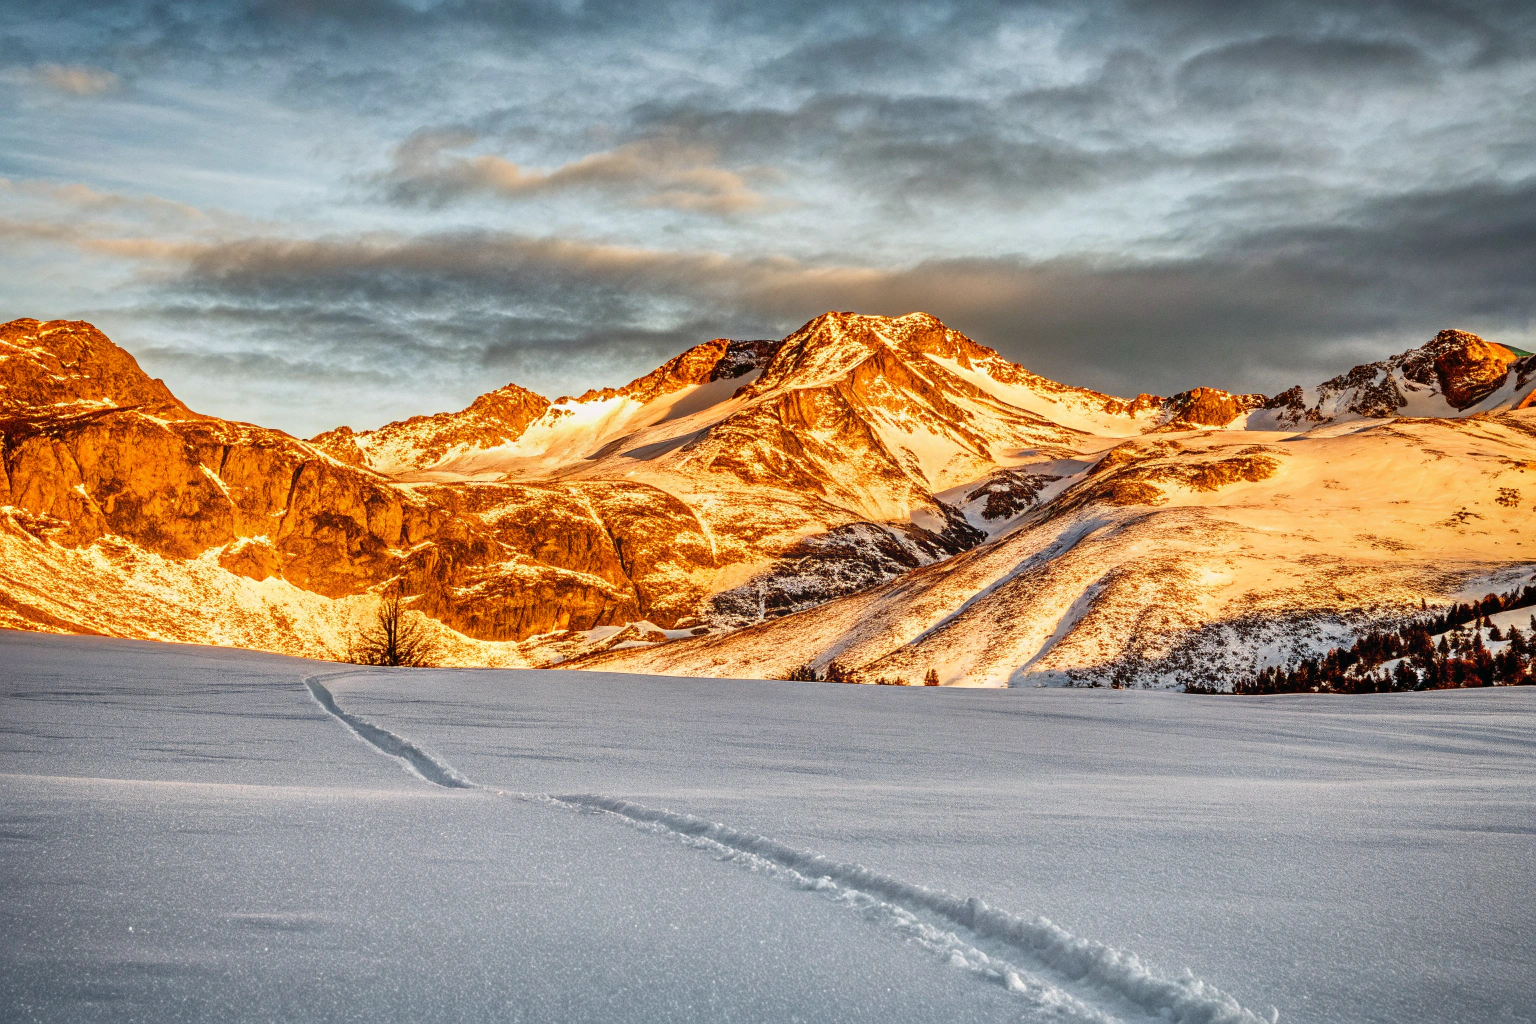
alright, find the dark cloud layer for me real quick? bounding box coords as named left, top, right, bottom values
left=122, top=173, right=1535, bottom=403
left=2, top=0, right=1534, bottom=432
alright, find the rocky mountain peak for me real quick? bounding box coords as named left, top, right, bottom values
left=1410, top=329, right=1527, bottom=409
left=0, top=318, right=192, bottom=418
left=561, top=337, right=779, bottom=406
left=1158, top=387, right=1268, bottom=429
left=310, top=379, right=550, bottom=472
left=747, top=311, right=961, bottom=395
left=463, top=381, right=550, bottom=420
left=1261, top=327, right=1536, bottom=426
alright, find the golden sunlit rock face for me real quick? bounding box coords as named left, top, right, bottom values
left=3, top=311, right=1535, bottom=681
left=1428, top=330, right=1527, bottom=409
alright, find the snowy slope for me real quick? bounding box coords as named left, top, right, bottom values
left=582, top=413, right=1536, bottom=685
left=4, top=632, right=1533, bottom=1023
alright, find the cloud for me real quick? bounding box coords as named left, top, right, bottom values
left=0, top=177, right=206, bottom=220
left=753, top=32, right=944, bottom=91
left=150, top=232, right=882, bottom=329
left=376, top=131, right=775, bottom=215
left=0, top=177, right=241, bottom=266
left=4, top=0, right=1536, bottom=434
left=633, top=87, right=1309, bottom=212
left=35, top=171, right=1524, bottom=406
left=28, top=63, right=120, bottom=96
left=1175, top=35, right=1436, bottom=108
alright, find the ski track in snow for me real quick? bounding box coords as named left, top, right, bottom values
left=304, top=672, right=1276, bottom=1024
left=304, top=676, right=475, bottom=789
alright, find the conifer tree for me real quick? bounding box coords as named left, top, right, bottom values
left=824, top=661, right=857, bottom=684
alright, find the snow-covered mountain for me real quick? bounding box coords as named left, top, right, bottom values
left=3, top=311, right=1534, bottom=684
left=1252, top=329, right=1536, bottom=428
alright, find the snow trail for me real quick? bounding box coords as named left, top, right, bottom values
left=303, top=675, right=474, bottom=789
left=548, top=795, right=1272, bottom=1024
left=304, top=673, right=1275, bottom=1024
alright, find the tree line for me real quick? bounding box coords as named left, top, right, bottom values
left=781, top=663, right=942, bottom=686
left=1188, top=585, right=1536, bottom=694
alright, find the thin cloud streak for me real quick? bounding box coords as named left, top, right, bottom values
left=379, top=132, right=776, bottom=215
left=28, top=63, right=120, bottom=96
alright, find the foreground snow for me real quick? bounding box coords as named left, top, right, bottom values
left=2, top=631, right=1533, bottom=1023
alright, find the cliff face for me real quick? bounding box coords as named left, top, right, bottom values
left=5, top=312, right=1536, bottom=678
left=0, top=322, right=658, bottom=644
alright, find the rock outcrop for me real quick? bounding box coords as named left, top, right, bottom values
left=0, top=319, right=190, bottom=416
left=1258, top=328, right=1534, bottom=425
left=565, top=337, right=779, bottom=404
left=1425, top=329, right=1525, bottom=409
left=311, top=382, right=550, bottom=473
left=1157, top=387, right=1268, bottom=429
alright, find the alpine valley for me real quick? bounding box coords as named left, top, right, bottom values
left=3, top=311, right=1534, bottom=687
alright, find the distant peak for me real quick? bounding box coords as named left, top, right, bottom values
left=1157, top=386, right=1268, bottom=429
left=1415, top=329, right=1526, bottom=409
left=744, top=310, right=983, bottom=394
left=797, top=310, right=949, bottom=337
left=1427, top=328, right=1489, bottom=351
left=1264, top=326, right=1534, bottom=424
left=559, top=336, right=780, bottom=406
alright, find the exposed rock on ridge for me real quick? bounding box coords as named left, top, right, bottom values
left=1, top=319, right=191, bottom=417
left=565, top=338, right=779, bottom=405
left=1260, top=328, right=1534, bottom=425
left=311, top=382, right=550, bottom=472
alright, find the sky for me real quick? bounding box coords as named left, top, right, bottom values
left=2, top=0, right=1534, bottom=436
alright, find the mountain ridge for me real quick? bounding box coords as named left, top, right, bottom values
left=3, top=311, right=1534, bottom=685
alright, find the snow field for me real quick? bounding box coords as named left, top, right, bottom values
left=304, top=672, right=1269, bottom=1022
left=4, top=630, right=1535, bottom=1023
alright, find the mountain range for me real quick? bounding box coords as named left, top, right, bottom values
left=2, top=311, right=1534, bottom=686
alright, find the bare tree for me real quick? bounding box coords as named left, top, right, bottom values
left=346, top=586, right=442, bottom=667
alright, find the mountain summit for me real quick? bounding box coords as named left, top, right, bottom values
left=3, top=312, right=1534, bottom=683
